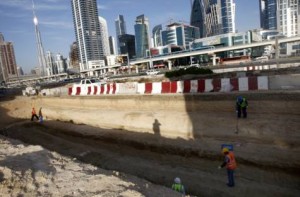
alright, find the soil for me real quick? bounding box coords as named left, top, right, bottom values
left=0, top=97, right=183, bottom=197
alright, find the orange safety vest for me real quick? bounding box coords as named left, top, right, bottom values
left=226, top=152, right=237, bottom=170
left=32, top=108, right=36, bottom=115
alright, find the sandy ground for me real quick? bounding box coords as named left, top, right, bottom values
left=0, top=97, right=184, bottom=197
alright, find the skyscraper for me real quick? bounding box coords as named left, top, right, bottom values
left=119, top=34, right=136, bottom=59
left=190, top=0, right=236, bottom=37
left=277, top=0, right=299, bottom=37
left=115, top=15, right=127, bottom=54
left=134, top=15, right=151, bottom=58
left=45, top=51, right=55, bottom=75
left=259, top=0, right=277, bottom=30
left=161, top=22, right=200, bottom=49
left=152, top=24, right=163, bottom=47
left=32, top=0, right=47, bottom=76
left=109, top=36, right=116, bottom=55
left=0, top=33, right=18, bottom=82
left=71, top=0, right=104, bottom=71
left=69, top=42, right=80, bottom=71
left=99, top=16, right=111, bottom=57
left=190, top=0, right=205, bottom=38
left=220, top=0, right=235, bottom=34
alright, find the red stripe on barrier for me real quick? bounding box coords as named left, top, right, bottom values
left=94, top=86, right=98, bottom=95
left=230, top=78, right=239, bottom=91
left=106, top=84, right=110, bottom=94
left=100, top=85, right=105, bottom=94
left=87, top=86, right=92, bottom=95
left=183, top=80, right=191, bottom=93
left=212, top=78, right=221, bottom=92
left=76, top=87, right=81, bottom=95
left=170, top=81, right=177, bottom=93
left=161, top=82, right=170, bottom=93
left=68, top=87, right=72, bottom=95
left=112, top=83, right=116, bottom=94
left=197, top=79, right=205, bottom=92
left=248, top=76, right=258, bottom=90
left=145, top=83, right=152, bottom=94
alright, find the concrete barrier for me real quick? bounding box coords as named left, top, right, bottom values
left=44, top=74, right=300, bottom=96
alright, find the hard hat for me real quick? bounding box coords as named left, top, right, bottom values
left=174, top=177, right=181, bottom=184
left=222, top=147, right=229, bottom=153
left=237, top=96, right=243, bottom=102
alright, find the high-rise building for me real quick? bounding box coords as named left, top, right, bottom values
left=118, top=34, right=136, bottom=59
left=134, top=15, right=151, bottom=58
left=190, top=0, right=236, bottom=37
left=152, top=25, right=162, bottom=47
left=115, top=15, right=127, bottom=54
left=0, top=33, right=18, bottom=82
left=99, top=16, right=111, bottom=57
left=190, top=0, right=205, bottom=38
left=69, top=42, right=80, bottom=71
left=71, top=0, right=104, bottom=71
left=32, top=0, right=47, bottom=76
left=161, top=22, right=200, bottom=49
left=45, top=51, right=55, bottom=75
left=56, top=53, right=67, bottom=74
left=109, top=36, right=116, bottom=55
left=220, top=0, right=236, bottom=34
left=259, top=0, right=277, bottom=30
left=277, top=0, right=299, bottom=37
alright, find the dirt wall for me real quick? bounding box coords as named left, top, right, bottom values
left=2, top=93, right=300, bottom=169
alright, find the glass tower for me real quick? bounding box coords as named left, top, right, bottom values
left=152, top=24, right=162, bottom=47
left=115, top=15, right=127, bottom=54
left=134, top=15, right=150, bottom=58
left=190, top=0, right=205, bottom=38
left=191, top=0, right=236, bottom=37
left=161, top=23, right=200, bottom=49
left=71, top=0, right=104, bottom=71
left=259, top=0, right=277, bottom=30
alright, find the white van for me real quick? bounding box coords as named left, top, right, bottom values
left=146, top=70, right=159, bottom=75
left=255, top=56, right=269, bottom=62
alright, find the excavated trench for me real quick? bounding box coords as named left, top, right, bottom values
left=1, top=120, right=299, bottom=197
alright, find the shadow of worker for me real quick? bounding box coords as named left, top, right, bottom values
left=153, top=119, right=161, bottom=136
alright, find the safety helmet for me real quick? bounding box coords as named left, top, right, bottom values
left=237, top=96, right=243, bottom=102
left=174, top=177, right=181, bottom=184
left=222, top=147, right=229, bottom=153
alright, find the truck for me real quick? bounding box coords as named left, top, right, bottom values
left=22, top=86, right=37, bottom=96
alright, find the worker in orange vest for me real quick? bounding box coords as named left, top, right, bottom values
left=31, top=107, right=39, bottom=121
left=218, top=147, right=237, bottom=187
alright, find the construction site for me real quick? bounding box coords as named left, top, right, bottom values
left=0, top=69, right=300, bottom=197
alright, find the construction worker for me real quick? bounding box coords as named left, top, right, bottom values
left=218, top=147, right=237, bottom=187
left=31, top=107, right=39, bottom=121
left=236, top=96, right=248, bottom=118
left=38, top=107, right=43, bottom=123
left=171, top=177, right=185, bottom=195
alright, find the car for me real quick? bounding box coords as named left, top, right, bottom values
left=254, top=56, right=269, bottom=62
left=146, top=70, right=159, bottom=75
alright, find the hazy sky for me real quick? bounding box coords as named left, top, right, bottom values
left=0, top=0, right=259, bottom=74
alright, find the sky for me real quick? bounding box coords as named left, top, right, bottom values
left=0, top=0, right=260, bottom=74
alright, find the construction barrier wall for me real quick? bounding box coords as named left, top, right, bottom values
left=68, top=76, right=269, bottom=96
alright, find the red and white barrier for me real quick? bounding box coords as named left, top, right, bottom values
left=68, top=76, right=269, bottom=96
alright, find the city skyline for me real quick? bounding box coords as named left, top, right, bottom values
left=0, top=0, right=259, bottom=74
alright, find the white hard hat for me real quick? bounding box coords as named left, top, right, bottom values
left=174, top=177, right=181, bottom=184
